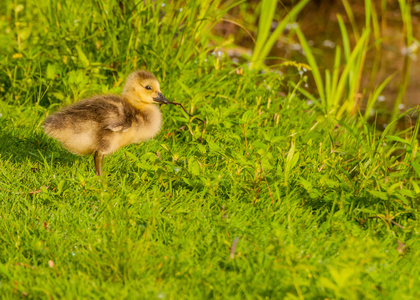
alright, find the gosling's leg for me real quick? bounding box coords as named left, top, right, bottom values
left=94, top=151, right=104, bottom=176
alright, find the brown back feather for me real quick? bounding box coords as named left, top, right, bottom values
left=44, top=95, right=138, bottom=132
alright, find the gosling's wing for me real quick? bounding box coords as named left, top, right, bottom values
left=44, top=95, right=136, bottom=133
left=98, top=96, right=137, bottom=133
left=106, top=124, right=129, bottom=132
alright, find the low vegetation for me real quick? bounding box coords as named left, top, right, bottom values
left=0, top=0, right=419, bottom=298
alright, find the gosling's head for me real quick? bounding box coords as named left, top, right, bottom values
left=122, top=70, right=168, bottom=107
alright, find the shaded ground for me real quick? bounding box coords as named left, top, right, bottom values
left=295, top=0, right=420, bottom=111
left=218, top=0, right=420, bottom=117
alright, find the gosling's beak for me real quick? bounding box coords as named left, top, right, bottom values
left=153, top=92, right=169, bottom=104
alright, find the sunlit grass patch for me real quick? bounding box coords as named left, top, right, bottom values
left=1, top=0, right=420, bottom=299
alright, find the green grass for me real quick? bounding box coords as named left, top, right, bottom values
left=1, top=0, right=420, bottom=299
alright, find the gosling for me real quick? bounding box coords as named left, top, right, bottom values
left=44, top=70, right=168, bottom=176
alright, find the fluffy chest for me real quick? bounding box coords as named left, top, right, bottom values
left=120, top=107, right=163, bottom=146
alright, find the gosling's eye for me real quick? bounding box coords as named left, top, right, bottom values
left=145, top=86, right=152, bottom=90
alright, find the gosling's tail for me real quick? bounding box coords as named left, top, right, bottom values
left=43, top=114, right=66, bottom=138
